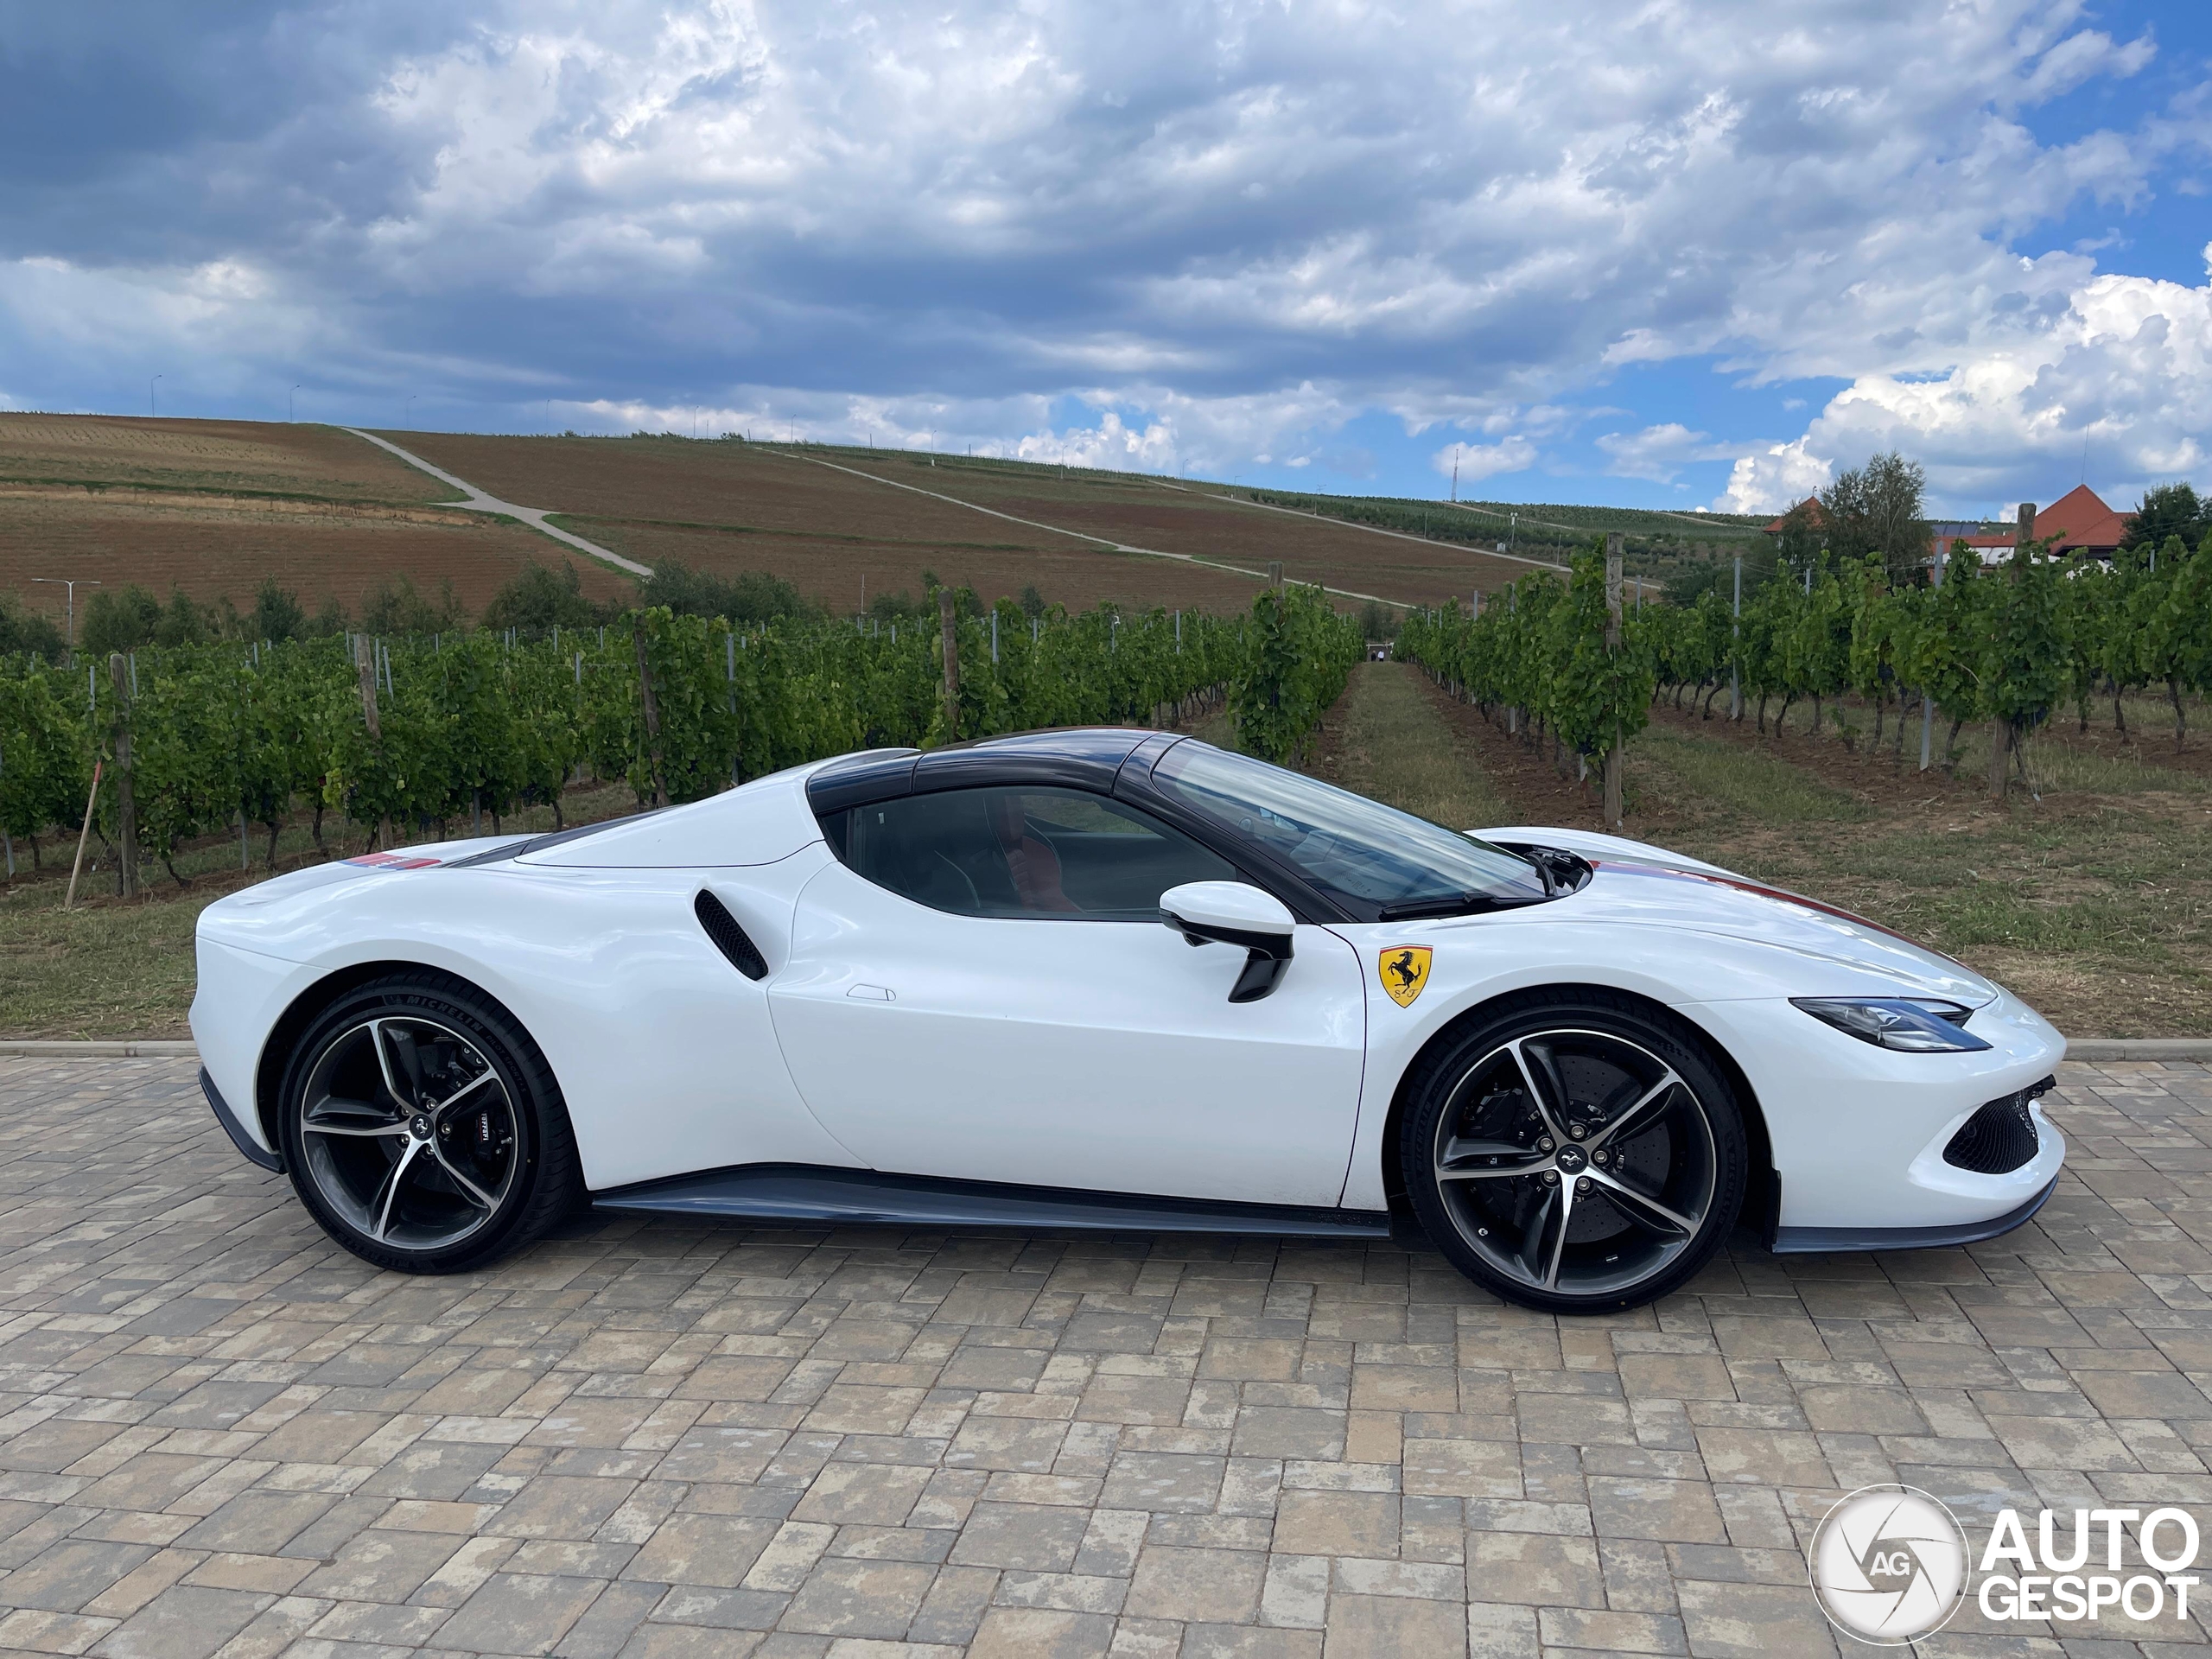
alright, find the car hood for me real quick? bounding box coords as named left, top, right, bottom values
left=1481, top=827, right=1995, bottom=1005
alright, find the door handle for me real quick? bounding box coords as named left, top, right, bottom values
left=848, top=983, right=896, bottom=1001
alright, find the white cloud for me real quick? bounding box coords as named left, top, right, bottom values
left=0, top=0, right=2199, bottom=499
left=1014, top=410, right=1179, bottom=473
left=2015, top=29, right=2155, bottom=106
left=1716, top=438, right=1832, bottom=517
left=1743, top=268, right=2212, bottom=516
left=1433, top=437, right=1539, bottom=486
left=1596, top=423, right=1738, bottom=484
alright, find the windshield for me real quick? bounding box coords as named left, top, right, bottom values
left=1152, top=742, right=1550, bottom=917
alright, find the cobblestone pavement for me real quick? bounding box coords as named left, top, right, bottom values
left=2, top=1056, right=2211, bottom=1659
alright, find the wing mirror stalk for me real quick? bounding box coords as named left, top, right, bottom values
left=1160, top=881, right=1295, bottom=1003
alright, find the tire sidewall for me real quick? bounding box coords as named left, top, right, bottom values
left=280, top=977, right=548, bottom=1273
left=1402, top=995, right=1747, bottom=1314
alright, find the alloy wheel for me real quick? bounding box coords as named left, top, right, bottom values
left=1429, top=1027, right=1719, bottom=1299
left=296, top=1014, right=520, bottom=1251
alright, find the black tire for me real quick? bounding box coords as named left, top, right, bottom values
left=277, top=971, right=582, bottom=1274
left=1400, top=988, right=1745, bottom=1313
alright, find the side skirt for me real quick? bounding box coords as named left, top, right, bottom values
left=1770, top=1176, right=2057, bottom=1255
left=594, top=1163, right=1394, bottom=1240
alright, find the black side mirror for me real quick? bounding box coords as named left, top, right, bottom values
left=1160, top=880, right=1296, bottom=1002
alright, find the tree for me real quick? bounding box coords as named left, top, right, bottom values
left=482, top=559, right=604, bottom=634
left=2120, top=483, right=2204, bottom=553
left=359, top=575, right=466, bottom=636
left=251, top=579, right=308, bottom=644
left=1821, top=452, right=1931, bottom=586
left=152, top=588, right=213, bottom=647
left=641, top=561, right=816, bottom=625
left=80, top=585, right=162, bottom=657
left=1772, top=500, right=1824, bottom=579
left=0, top=594, right=66, bottom=658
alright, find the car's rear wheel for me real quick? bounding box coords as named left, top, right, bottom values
left=278, top=973, right=581, bottom=1274
left=1401, top=991, right=1745, bottom=1313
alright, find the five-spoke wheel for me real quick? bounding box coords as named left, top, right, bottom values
left=1403, top=995, right=1745, bottom=1312
left=279, top=974, right=581, bottom=1273
left=297, top=1015, right=519, bottom=1250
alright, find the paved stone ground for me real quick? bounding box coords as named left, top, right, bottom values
left=2, top=1057, right=2211, bottom=1659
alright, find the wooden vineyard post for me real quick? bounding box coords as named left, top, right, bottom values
left=353, top=633, right=393, bottom=849
left=108, top=653, right=138, bottom=898
left=1604, top=534, right=1624, bottom=829
left=1267, top=561, right=1284, bottom=594
left=1507, top=584, right=1519, bottom=736
left=1730, top=555, right=1742, bottom=720
left=938, top=588, right=960, bottom=741
left=633, top=623, right=666, bottom=808
left=1990, top=503, right=2036, bottom=798
left=64, top=760, right=102, bottom=911
left=1921, top=543, right=1943, bottom=770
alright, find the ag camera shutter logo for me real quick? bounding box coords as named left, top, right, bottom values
left=1808, top=1484, right=1968, bottom=1643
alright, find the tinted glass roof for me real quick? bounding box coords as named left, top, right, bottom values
left=804, top=729, right=1165, bottom=813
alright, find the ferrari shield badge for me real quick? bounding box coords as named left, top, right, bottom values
left=1379, top=946, right=1432, bottom=1007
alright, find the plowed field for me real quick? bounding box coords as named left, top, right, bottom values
left=3, top=416, right=1563, bottom=626
left=385, top=433, right=1550, bottom=604
left=0, top=414, right=454, bottom=503
left=0, top=491, right=630, bottom=615
left=569, top=519, right=1268, bottom=613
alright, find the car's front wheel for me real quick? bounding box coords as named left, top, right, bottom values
left=1401, top=990, right=1746, bottom=1313
left=278, top=973, right=581, bottom=1274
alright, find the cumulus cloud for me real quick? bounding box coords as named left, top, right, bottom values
left=1596, top=424, right=1738, bottom=485
left=1432, top=437, right=1540, bottom=486
left=1726, top=266, right=2212, bottom=516
left=0, top=0, right=2196, bottom=498
left=1716, top=439, right=1833, bottom=517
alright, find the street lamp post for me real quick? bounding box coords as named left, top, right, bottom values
left=149, top=375, right=162, bottom=417
left=405, top=395, right=418, bottom=428
left=290, top=385, right=303, bottom=422
left=32, top=578, right=99, bottom=664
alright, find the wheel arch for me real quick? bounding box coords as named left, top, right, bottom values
left=252, top=959, right=543, bottom=1153
left=1375, top=982, right=1778, bottom=1242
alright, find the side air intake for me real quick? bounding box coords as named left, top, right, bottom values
left=694, top=890, right=768, bottom=980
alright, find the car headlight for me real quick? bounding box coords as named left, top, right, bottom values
left=1790, top=996, right=1993, bottom=1053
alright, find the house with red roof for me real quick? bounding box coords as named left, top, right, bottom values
left=1765, top=485, right=2131, bottom=565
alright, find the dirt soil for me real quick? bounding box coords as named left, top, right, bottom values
left=0, top=491, right=632, bottom=616
left=0, top=413, right=453, bottom=503
left=574, top=518, right=1268, bottom=613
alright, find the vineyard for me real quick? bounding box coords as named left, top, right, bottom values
left=1243, top=486, right=1768, bottom=588
left=0, top=584, right=1362, bottom=886
left=1399, top=529, right=2212, bottom=807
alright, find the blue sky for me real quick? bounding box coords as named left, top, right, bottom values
left=1, top=0, right=2205, bottom=518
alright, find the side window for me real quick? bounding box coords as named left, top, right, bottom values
left=833, top=786, right=1236, bottom=919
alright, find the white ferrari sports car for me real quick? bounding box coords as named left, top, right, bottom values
left=191, top=728, right=2066, bottom=1313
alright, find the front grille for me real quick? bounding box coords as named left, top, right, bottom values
left=1944, top=1084, right=2048, bottom=1174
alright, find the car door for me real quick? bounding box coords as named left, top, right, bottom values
left=766, top=784, right=1368, bottom=1208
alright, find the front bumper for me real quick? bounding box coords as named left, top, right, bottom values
left=1771, top=1173, right=2057, bottom=1253
left=1681, top=984, right=2068, bottom=1238
left=200, top=1068, right=283, bottom=1173
left=188, top=936, right=319, bottom=1165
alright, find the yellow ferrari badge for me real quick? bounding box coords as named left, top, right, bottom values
left=1379, top=945, right=1432, bottom=1007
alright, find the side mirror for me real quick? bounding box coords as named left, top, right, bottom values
left=1160, top=881, right=1295, bottom=1003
